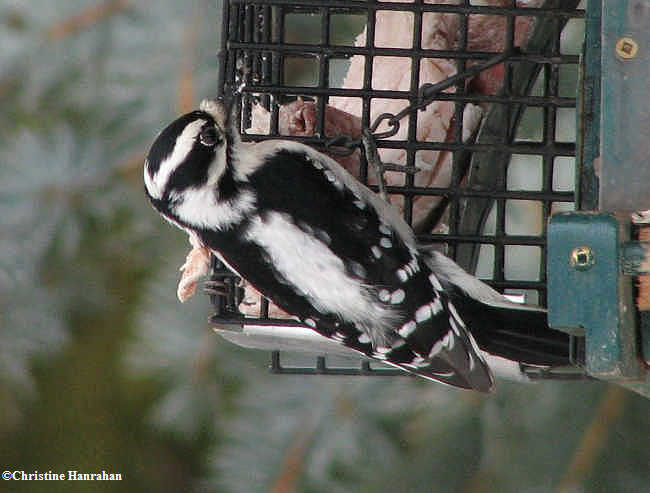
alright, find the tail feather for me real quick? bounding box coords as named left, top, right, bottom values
left=420, top=249, right=575, bottom=368
left=414, top=324, right=495, bottom=392
left=454, top=297, right=572, bottom=367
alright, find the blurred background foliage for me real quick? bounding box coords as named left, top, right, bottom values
left=0, top=1, right=648, bottom=492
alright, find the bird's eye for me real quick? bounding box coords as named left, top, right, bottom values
left=199, top=126, right=220, bottom=147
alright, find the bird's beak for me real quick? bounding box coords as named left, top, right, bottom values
left=199, top=99, right=227, bottom=130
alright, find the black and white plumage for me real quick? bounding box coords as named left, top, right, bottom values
left=144, top=99, right=571, bottom=392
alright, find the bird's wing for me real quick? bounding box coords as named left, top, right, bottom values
left=241, top=143, right=494, bottom=391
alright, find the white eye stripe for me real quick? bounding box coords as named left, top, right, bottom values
left=146, top=119, right=206, bottom=199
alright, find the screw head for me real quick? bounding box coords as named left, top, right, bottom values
left=616, top=37, right=638, bottom=59
left=570, top=246, right=595, bottom=271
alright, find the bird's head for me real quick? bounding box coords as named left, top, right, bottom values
left=144, top=99, right=231, bottom=205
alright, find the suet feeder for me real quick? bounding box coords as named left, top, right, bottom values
left=205, top=0, right=650, bottom=397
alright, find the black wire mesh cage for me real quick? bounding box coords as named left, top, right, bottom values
left=208, top=0, right=591, bottom=379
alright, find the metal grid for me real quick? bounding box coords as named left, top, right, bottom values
left=210, top=0, right=587, bottom=374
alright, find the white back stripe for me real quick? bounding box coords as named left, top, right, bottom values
left=245, top=212, right=395, bottom=334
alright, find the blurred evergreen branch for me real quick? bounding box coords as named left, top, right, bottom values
left=45, top=0, right=130, bottom=42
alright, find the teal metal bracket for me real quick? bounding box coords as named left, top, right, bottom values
left=567, top=0, right=650, bottom=398
left=598, top=0, right=650, bottom=211
left=548, top=213, right=649, bottom=396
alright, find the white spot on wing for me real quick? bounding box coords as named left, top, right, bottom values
left=429, top=273, right=443, bottom=292
left=371, top=246, right=382, bottom=259
left=323, top=170, right=342, bottom=189
left=398, top=320, right=417, bottom=337
left=378, top=289, right=390, bottom=302
left=431, top=297, right=443, bottom=315
left=415, top=304, right=432, bottom=323
left=390, top=289, right=405, bottom=304
left=380, top=237, right=392, bottom=249
left=379, top=224, right=391, bottom=235
left=397, top=269, right=408, bottom=283
left=358, top=333, right=371, bottom=344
